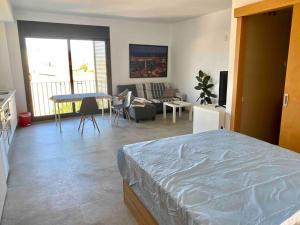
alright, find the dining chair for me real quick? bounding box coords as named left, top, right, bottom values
left=78, top=97, right=101, bottom=135
left=112, top=91, right=132, bottom=125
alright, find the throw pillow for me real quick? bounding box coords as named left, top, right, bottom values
left=163, top=88, right=176, bottom=98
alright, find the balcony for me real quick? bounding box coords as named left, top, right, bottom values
left=30, top=80, right=107, bottom=117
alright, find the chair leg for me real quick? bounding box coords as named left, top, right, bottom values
left=116, top=110, right=120, bottom=125
left=123, top=109, right=128, bottom=120
left=78, top=116, right=83, bottom=131
left=91, top=115, right=96, bottom=128
left=92, top=116, right=100, bottom=133
left=126, top=109, right=130, bottom=121
left=125, top=109, right=131, bottom=121
left=114, top=110, right=118, bottom=123
left=81, top=116, right=86, bottom=135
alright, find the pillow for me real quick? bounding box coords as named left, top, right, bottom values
left=163, top=88, right=176, bottom=98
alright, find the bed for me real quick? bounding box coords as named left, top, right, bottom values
left=118, top=130, right=300, bottom=225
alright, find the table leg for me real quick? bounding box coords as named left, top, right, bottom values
left=173, top=107, right=176, bottom=124
left=163, top=104, right=166, bottom=119
left=54, top=102, right=57, bottom=126
left=57, top=103, right=62, bottom=133
left=109, top=98, right=112, bottom=124
left=189, top=106, right=193, bottom=121
left=179, top=107, right=182, bottom=117
left=102, top=99, right=104, bottom=118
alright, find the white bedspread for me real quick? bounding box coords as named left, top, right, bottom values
left=119, top=130, right=300, bottom=225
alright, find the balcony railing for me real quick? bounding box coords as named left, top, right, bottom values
left=30, top=80, right=107, bottom=117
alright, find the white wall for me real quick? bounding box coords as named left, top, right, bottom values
left=3, top=6, right=239, bottom=116
left=0, top=0, right=17, bottom=105
left=0, top=0, right=14, bottom=22
left=4, top=10, right=172, bottom=112
left=0, top=0, right=22, bottom=110
left=0, top=23, right=14, bottom=90
left=170, top=9, right=231, bottom=104
left=5, top=23, right=27, bottom=112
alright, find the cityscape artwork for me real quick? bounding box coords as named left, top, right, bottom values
left=129, top=44, right=168, bottom=78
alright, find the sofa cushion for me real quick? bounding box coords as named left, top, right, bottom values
left=136, top=83, right=167, bottom=99
left=151, top=83, right=167, bottom=99
left=163, top=87, right=176, bottom=98
left=136, top=83, right=147, bottom=98
left=118, top=82, right=173, bottom=100
left=143, top=82, right=171, bottom=99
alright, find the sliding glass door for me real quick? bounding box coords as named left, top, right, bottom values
left=26, top=38, right=73, bottom=116
left=71, top=40, right=97, bottom=94
left=18, top=21, right=112, bottom=120
left=70, top=40, right=108, bottom=111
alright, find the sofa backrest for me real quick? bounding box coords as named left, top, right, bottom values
left=145, top=83, right=170, bottom=99
left=116, top=84, right=138, bottom=97
left=117, top=82, right=171, bottom=99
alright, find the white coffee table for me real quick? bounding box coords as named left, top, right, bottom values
left=163, top=101, right=193, bottom=124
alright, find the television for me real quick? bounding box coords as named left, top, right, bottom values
left=218, top=71, right=228, bottom=107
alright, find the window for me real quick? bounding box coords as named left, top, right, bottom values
left=18, top=21, right=112, bottom=119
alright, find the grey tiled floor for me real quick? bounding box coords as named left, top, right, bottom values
left=1, top=113, right=192, bottom=225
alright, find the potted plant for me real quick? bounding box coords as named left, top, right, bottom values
left=195, top=70, right=217, bottom=104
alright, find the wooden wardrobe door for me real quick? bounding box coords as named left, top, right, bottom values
left=279, top=4, right=300, bottom=152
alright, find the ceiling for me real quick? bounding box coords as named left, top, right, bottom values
left=11, top=0, right=232, bottom=23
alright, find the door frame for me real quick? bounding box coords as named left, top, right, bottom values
left=234, top=0, right=300, bottom=17
left=17, top=21, right=112, bottom=121
left=230, top=0, right=299, bottom=131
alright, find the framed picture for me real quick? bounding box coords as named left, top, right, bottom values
left=129, top=44, right=168, bottom=78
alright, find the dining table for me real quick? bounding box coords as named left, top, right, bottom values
left=50, top=92, right=112, bottom=132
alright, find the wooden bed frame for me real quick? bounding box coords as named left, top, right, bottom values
left=123, top=181, right=158, bottom=225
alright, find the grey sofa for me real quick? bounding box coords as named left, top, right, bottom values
left=129, top=103, right=156, bottom=123
left=117, top=82, right=180, bottom=122
left=117, top=83, right=180, bottom=113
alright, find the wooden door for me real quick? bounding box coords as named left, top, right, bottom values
left=279, top=4, right=300, bottom=152
left=238, top=10, right=291, bottom=145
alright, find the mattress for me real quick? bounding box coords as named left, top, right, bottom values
left=118, top=130, right=300, bottom=225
